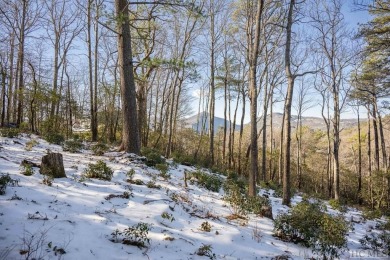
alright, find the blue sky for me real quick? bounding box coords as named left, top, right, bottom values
left=192, top=0, right=371, bottom=124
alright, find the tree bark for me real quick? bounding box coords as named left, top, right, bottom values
left=371, top=104, right=380, bottom=171
left=238, top=86, right=246, bottom=176
left=7, top=32, right=15, bottom=125
left=116, top=0, right=140, bottom=154
left=248, top=0, right=265, bottom=197
left=282, top=0, right=295, bottom=206
left=0, top=64, right=6, bottom=127
left=332, top=89, right=340, bottom=201
left=16, top=0, right=27, bottom=126
left=209, top=0, right=216, bottom=165
left=93, top=0, right=100, bottom=141
left=261, top=81, right=268, bottom=182
left=87, top=0, right=97, bottom=141
left=27, top=61, right=37, bottom=132
left=357, top=106, right=362, bottom=204
left=40, top=153, right=66, bottom=178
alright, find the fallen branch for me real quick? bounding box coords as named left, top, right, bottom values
left=21, top=159, right=40, bottom=168
left=143, top=199, right=172, bottom=205
left=27, top=212, right=48, bottom=220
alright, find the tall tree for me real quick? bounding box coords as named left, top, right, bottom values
left=44, top=0, right=82, bottom=127
left=293, top=78, right=313, bottom=190
left=282, top=0, right=295, bottom=206
left=86, top=0, right=98, bottom=141
left=208, top=0, right=216, bottom=165
left=116, top=0, right=140, bottom=154
left=131, top=3, right=158, bottom=147
left=282, top=0, right=318, bottom=205
left=0, top=0, right=41, bottom=126
left=310, top=0, right=354, bottom=201
left=247, top=0, right=265, bottom=196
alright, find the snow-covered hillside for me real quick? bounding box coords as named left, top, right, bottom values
left=0, top=134, right=387, bottom=259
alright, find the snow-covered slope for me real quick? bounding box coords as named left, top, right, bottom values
left=0, top=134, right=386, bottom=259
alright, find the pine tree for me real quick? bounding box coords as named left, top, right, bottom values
left=359, top=1, right=390, bottom=90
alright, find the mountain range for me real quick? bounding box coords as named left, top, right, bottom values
left=184, top=112, right=361, bottom=133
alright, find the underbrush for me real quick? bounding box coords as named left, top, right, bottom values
left=189, top=170, right=223, bottom=192
left=62, top=139, right=84, bottom=153
left=141, top=147, right=165, bottom=167
left=83, top=160, right=113, bottom=181
left=0, top=173, right=19, bottom=195
left=44, top=132, right=65, bottom=145
left=273, top=199, right=350, bottom=259
left=91, top=143, right=109, bottom=155
left=224, top=177, right=271, bottom=218
left=110, top=222, right=152, bottom=248
left=360, top=230, right=390, bottom=256
left=0, top=127, right=21, bottom=138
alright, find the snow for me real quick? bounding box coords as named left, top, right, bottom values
left=0, top=134, right=387, bottom=259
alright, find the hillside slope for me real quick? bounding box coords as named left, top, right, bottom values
left=0, top=134, right=386, bottom=259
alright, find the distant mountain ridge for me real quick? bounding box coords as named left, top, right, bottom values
left=184, top=112, right=241, bottom=133
left=184, top=112, right=361, bottom=133
left=256, top=112, right=360, bottom=131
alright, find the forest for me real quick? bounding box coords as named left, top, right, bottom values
left=0, top=0, right=389, bottom=214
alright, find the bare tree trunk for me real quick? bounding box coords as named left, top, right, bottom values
left=367, top=106, right=373, bottom=208
left=157, top=71, right=170, bottom=134
left=248, top=0, right=265, bottom=197
left=375, top=101, right=387, bottom=170
left=87, top=0, right=96, bottom=141
left=332, top=88, right=341, bottom=201
left=27, top=61, right=37, bottom=132
left=375, top=100, right=387, bottom=208
left=166, top=71, right=179, bottom=157
left=322, top=92, right=332, bottom=197
left=145, top=73, right=156, bottom=147
left=137, top=81, right=148, bottom=146
left=209, top=0, right=216, bottom=165
left=261, top=83, right=268, bottom=182
left=223, top=76, right=227, bottom=166
left=231, top=88, right=240, bottom=170
left=172, top=74, right=185, bottom=145
left=16, top=0, right=27, bottom=126
left=357, top=106, right=362, bottom=204
left=50, top=33, right=60, bottom=120
left=282, top=0, right=295, bottom=205
left=116, top=0, right=140, bottom=154
left=0, top=64, right=6, bottom=127
left=55, top=59, right=66, bottom=119
left=153, top=72, right=162, bottom=133
left=296, top=108, right=302, bottom=189
left=7, top=32, right=15, bottom=124
left=278, top=111, right=285, bottom=185
left=12, top=52, right=19, bottom=123
left=65, top=64, right=73, bottom=137
left=93, top=0, right=100, bottom=141
left=371, top=104, right=380, bottom=171
left=269, top=99, right=275, bottom=181
left=238, top=87, right=246, bottom=176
